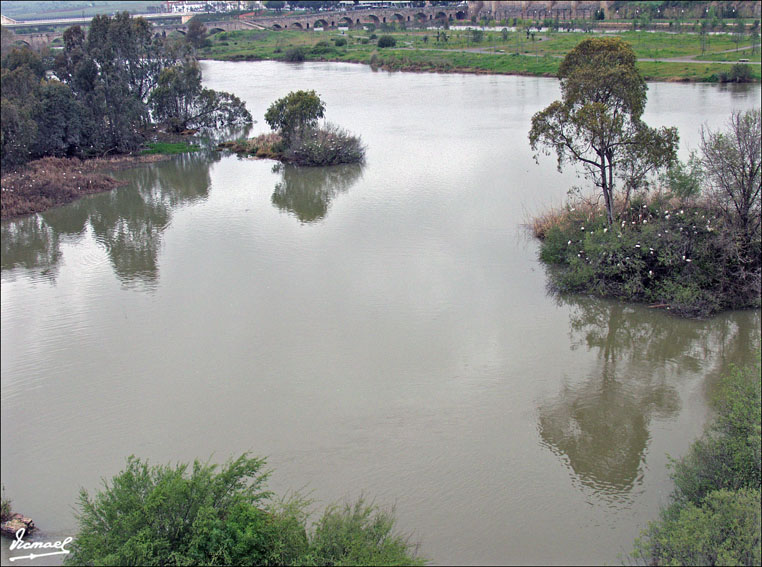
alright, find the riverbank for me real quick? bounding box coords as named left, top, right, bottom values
left=198, top=28, right=760, bottom=83
left=0, top=155, right=171, bottom=220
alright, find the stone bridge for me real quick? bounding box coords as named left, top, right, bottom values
left=243, top=5, right=467, bottom=31
left=8, top=18, right=250, bottom=48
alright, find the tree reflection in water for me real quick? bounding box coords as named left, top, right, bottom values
left=0, top=152, right=218, bottom=288
left=538, top=296, right=760, bottom=505
left=271, top=163, right=364, bottom=224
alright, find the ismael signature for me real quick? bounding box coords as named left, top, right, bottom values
left=9, top=528, right=73, bottom=562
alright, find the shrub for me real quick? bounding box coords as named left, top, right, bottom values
left=369, top=33, right=378, bottom=40
left=631, top=357, right=762, bottom=566
left=534, top=195, right=761, bottom=317
left=334, top=37, right=347, bottom=47
left=64, top=454, right=425, bottom=566
left=310, top=498, right=426, bottom=566
left=284, top=46, right=306, bottom=62
left=311, top=40, right=334, bottom=54
left=633, top=489, right=761, bottom=567
left=285, top=123, right=366, bottom=166
left=377, top=35, right=396, bottom=48
left=1, top=484, right=11, bottom=522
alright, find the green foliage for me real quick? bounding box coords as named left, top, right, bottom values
left=309, top=498, right=426, bottom=566
left=713, top=63, right=754, bottom=83
left=1, top=484, right=12, bottom=522
left=311, top=40, right=335, bottom=55
left=30, top=81, right=85, bottom=158
left=377, top=35, right=397, bottom=48
left=536, top=198, right=760, bottom=316
left=671, top=361, right=762, bottom=506
left=187, top=19, right=208, bottom=49
left=284, top=46, right=306, bottom=62
left=632, top=358, right=762, bottom=566
left=0, top=98, right=36, bottom=168
left=265, top=90, right=325, bottom=143
left=65, top=454, right=426, bottom=566
left=530, top=38, right=678, bottom=225
left=661, top=153, right=703, bottom=199
left=633, top=489, right=761, bottom=566
left=334, top=37, right=347, bottom=47
left=148, top=60, right=251, bottom=133
left=0, top=12, right=251, bottom=167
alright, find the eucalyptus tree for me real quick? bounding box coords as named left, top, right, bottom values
left=529, top=38, right=678, bottom=225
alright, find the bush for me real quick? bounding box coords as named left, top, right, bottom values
left=377, top=35, right=396, bottom=48
left=631, top=358, right=762, bottom=566
left=311, top=40, right=334, bottom=54
left=1, top=484, right=11, bottom=522
left=534, top=196, right=761, bottom=317
left=284, top=46, right=306, bottom=62
left=285, top=123, right=366, bottom=166
left=334, top=37, right=347, bottom=47
left=633, top=489, right=761, bottom=567
left=310, top=498, right=426, bottom=566
left=65, top=454, right=425, bottom=566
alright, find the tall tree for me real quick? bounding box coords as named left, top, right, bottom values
left=264, top=90, right=325, bottom=144
left=700, top=109, right=761, bottom=245
left=529, top=37, right=678, bottom=225
left=149, top=60, right=251, bottom=133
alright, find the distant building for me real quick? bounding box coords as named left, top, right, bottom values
left=165, top=1, right=249, bottom=14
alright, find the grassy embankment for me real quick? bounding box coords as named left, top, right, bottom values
left=198, top=28, right=760, bottom=82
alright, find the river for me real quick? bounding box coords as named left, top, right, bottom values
left=1, top=61, right=760, bottom=565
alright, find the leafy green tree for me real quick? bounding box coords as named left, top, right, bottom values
left=30, top=81, right=85, bottom=158
left=264, top=90, right=325, bottom=144
left=377, top=35, right=397, bottom=48
left=264, top=0, right=286, bottom=12
left=529, top=38, right=678, bottom=225
left=0, top=99, right=35, bottom=167
left=149, top=60, right=252, bottom=133
left=187, top=19, right=208, bottom=50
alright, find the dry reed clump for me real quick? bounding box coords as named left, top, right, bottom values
left=218, top=133, right=284, bottom=159
left=529, top=191, right=686, bottom=239
left=0, top=156, right=134, bottom=219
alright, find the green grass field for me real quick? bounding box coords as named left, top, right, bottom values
left=197, top=27, right=760, bottom=82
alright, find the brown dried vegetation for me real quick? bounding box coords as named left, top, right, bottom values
left=1, top=155, right=169, bottom=219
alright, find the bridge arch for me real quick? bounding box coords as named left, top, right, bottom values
left=291, top=22, right=303, bottom=29
left=314, top=18, right=329, bottom=28
left=208, top=27, right=225, bottom=34
left=272, top=23, right=282, bottom=29
left=392, top=13, right=405, bottom=22
left=364, top=14, right=380, bottom=24
left=338, top=16, right=353, bottom=27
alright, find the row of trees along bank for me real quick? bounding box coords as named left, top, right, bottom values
left=529, top=37, right=761, bottom=317
left=0, top=12, right=252, bottom=169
